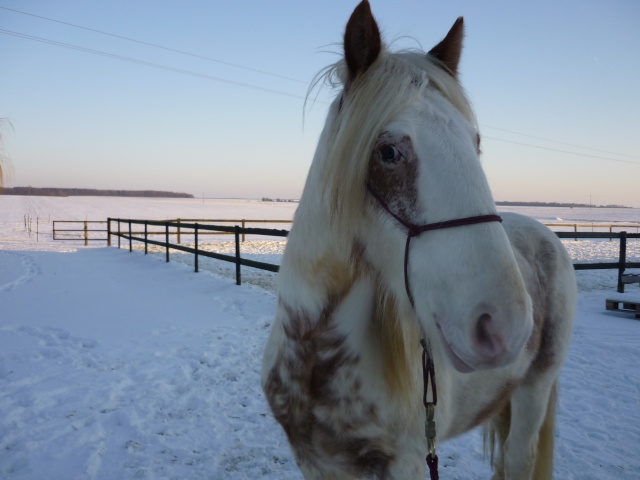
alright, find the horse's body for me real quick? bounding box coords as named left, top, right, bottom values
left=262, top=2, right=576, bottom=479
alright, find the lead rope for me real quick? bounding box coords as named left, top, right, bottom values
left=421, top=338, right=439, bottom=480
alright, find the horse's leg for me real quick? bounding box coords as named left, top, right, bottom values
left=532, top=381, right=557, bottom=479
left=502, top=379, right=557, bottom=480
left=486, top=402, right=511, bottom=480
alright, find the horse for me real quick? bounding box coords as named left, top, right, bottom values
left=262, top=2, right=577, bottom=479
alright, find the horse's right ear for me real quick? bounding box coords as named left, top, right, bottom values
left=428, top=17, right=464, bottom=77
left=344, top=0, right=382, bottom=82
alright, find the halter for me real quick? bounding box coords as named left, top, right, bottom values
left=367, top=183, right=502, bottom=479
left=366, top=184, right=502, bottom=308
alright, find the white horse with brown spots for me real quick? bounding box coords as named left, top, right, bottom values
left=262, top=2, right=576, bottom=479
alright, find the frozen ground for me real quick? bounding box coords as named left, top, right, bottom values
left=1, top=196, right=639, bottom=479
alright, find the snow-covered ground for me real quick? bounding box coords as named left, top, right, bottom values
left=1, top=196, right=639, bottom=479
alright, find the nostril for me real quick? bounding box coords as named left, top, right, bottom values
left=476, top=313, right=492, bottom=344
left=475, top=313, right=503, bottom=358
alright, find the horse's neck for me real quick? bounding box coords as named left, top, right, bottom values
left=277, top=229, right=364, bottom=333
left=277, top=200, right=355, bottom=313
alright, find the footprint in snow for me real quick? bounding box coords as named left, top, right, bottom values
left=0, top=252, right=42, bottom=293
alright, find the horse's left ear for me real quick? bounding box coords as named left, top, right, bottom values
left=344, top=0, right=382, bottom=82
left=428, top=17, right=464, bottom=77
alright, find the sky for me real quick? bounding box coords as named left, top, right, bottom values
left=1, top=0, right=639, bottom=207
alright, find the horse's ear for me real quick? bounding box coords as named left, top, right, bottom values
left=428, top=17, right=464, bottom=77
left=344, top=0, right=382, bottom=82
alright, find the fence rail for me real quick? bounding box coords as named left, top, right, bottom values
left=52, top=220, right=637, bottom=244
left=168, top=219, right=291, bottom=243
left=545, top=223, right=640, bottom=240
left=51, top=219, right=292, bottom=245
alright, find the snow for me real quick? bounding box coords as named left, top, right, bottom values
left=1, top=196, right=639, bottom=479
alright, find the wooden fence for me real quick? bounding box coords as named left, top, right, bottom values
left=52, top=219, right=640, bottom=291
left=107, top=218, right=289, bottom=285
left=53, top=220, right=109, bottom=246
left=555, top=231, right=640, bottom=292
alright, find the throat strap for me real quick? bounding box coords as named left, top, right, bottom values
left=367, top=184, right=502, bottom=307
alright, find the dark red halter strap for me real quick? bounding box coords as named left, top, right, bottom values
left=367, top=184, right=502, bottom=307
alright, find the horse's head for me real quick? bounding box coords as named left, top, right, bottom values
left=317, top=1, right=533, bottom=373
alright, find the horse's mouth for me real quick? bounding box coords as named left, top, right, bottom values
left=434, top=321, right=475, bottom=373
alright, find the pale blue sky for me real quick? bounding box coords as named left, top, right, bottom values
left=1, top=1, right=639, bottom=206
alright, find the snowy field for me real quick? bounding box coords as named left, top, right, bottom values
left=1, top=196, right=639, bottom=479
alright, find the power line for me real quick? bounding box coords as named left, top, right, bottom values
left=0, top=28, right=309, bottom=102
left=0, top=6, right=640, bottom=164
left=484, top=136, right=640, bottom=166
left=482, top=124, right=640, bottom=160
left=1, top=14, right=637, bottom=168
left=0, top=5, right=308, bottom=85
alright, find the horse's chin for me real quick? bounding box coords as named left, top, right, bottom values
left=435, top=328, right=475, bottom=373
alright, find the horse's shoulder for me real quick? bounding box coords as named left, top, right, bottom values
left=499, top=212, right=569, bottom=269
left=499, top=211, right=575, bottom=322
left=499, top=212, right=576, bottom=376
left=499, top=211, right=551, bottom=236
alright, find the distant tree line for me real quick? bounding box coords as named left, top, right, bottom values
left=496, top=201, right=629, bottom=209
left=261, top=197, right=299, bottom=203
left=1, top=187, right=194, bottom=198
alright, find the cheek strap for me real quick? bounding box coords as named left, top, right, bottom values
left=366, top=183, right=502, bottom=307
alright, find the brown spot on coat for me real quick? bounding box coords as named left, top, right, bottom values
left=527, top=237, right=561, bottom=378
left=368, top=133, right=419, bottom=223
left=264, top=279, right=397, bottom=477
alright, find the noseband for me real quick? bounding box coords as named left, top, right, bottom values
left=367, top=184, right=502, bottom=307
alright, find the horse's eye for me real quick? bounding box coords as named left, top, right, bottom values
left=376, top=144, right=401, bottom=165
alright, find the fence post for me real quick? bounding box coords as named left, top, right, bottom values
left=177, top=218, right=181, bottom=244
left=144, top=222, right=148, bottom=255
left=194, top=224, right=199, bottom=273
left=83, top=221, right=88, bottom=246
left=128, top=221, right=132, bottom=252
left=235, top=225, right=241, bottom=285
left=242, top=220, right=246, bottom=242
left=165, top=222, right=170, bottom=263
left=617, top=231, right=627, bottom=294
left=574, top=224, right=577, bottom=241
left=609, top=225, right=612, bottom=242
left=118, top=220, right=121, bottom=249
left=107, top=218, right=111, bottom=247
